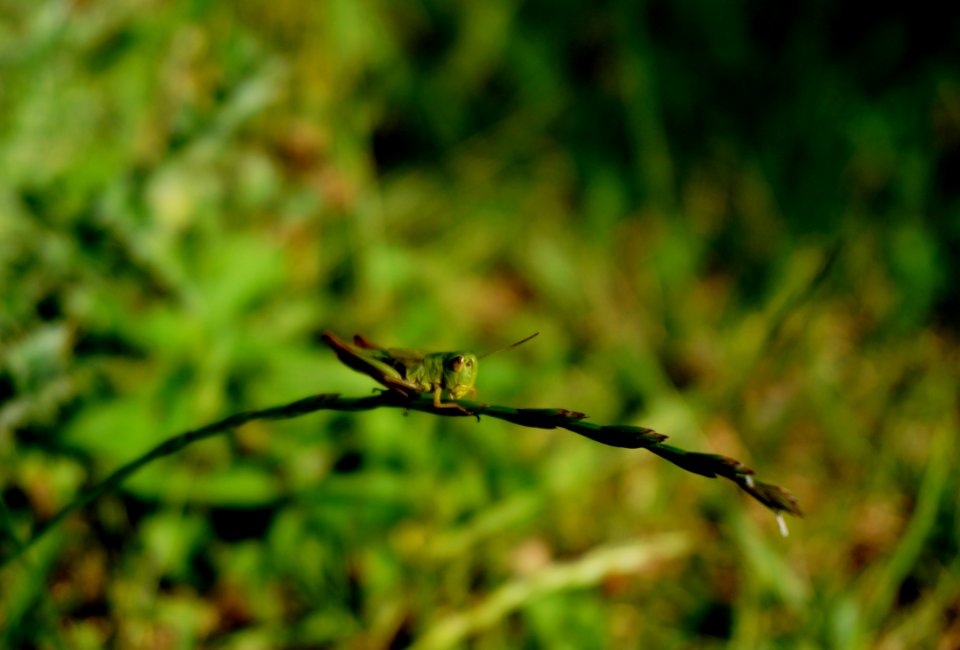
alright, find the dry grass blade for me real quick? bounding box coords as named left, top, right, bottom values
left=410, top=534, right=691, bottom=650
left=2, top=391, right=800, bottom=569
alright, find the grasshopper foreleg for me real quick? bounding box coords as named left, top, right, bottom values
left=432, top=386, right=473, bottom=416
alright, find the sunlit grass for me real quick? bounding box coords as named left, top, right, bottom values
left=1, top=1, right=958, bottom=648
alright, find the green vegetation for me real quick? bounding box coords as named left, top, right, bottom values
left=2, top=1, right=958, bottom=648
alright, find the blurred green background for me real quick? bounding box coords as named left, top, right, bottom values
left=2, top=1, right=958, bottom=648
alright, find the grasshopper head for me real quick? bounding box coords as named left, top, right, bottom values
left=442, top=352, right=478, bottom=399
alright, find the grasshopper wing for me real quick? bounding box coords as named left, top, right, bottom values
left=322, top=332, right=421, bottom=397
left=352, top=334, right=383, bottom=350
left=350, top=334, right=428, bottom=378
left=350, top=335, right=428, bottom=380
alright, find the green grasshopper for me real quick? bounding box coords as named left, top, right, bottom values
left=321, top=331, right=539, bottom=414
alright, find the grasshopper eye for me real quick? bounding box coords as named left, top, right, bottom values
left=448, top=356, right=465, bottom=372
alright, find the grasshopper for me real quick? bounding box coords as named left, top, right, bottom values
left=321, top=331, right=539, bottom=414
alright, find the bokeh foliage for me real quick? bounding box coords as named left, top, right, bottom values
left=1, top=0, right=958, bottom=648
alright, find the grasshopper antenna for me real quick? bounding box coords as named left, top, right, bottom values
left=478, top=332, right=540, bottom=360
